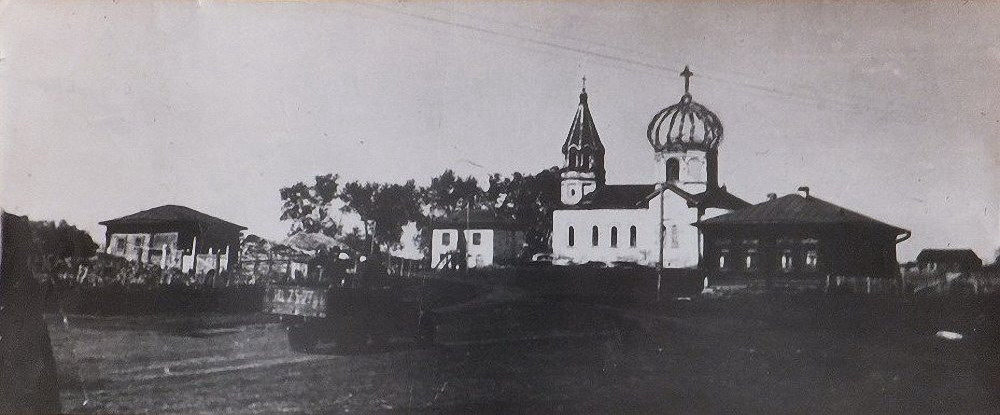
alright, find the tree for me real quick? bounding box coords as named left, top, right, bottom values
left=481, top=167, right=561, bottom=252
left=421, top=169, right=483, bottom=218
left=340, top=180, right=424, bottom=251
left=28, top=219, right=99, bottom=271
left=279, top=174, right=341, bottom=237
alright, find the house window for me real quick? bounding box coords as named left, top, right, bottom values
left=592, top=226, right=599, bottom=246
left=629, top=226, right=637, bottom=247
left=670, top=225, right=680, bottom=248
left=666, top=158, right=680, bottom=182
left=805, top=250, right=818, bottom=270
left=781, top=250, right=794, bottom=272
left=441, top=232, right=451, bottom=246
left=115, top=237, right=127, bottom=253
left=610, top=227, right=618, bottom=248
left=472, top=232, right=482, bottom=246
left=568, top=226, right=575, bottom=247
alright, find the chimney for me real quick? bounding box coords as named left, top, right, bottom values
left=767, top=193, right=777, bottom=201
left=797, top=186, right=810, bottom=198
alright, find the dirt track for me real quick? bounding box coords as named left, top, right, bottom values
left=49, top=279, right=1000, bottom=414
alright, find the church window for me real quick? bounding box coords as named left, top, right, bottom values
left=805, top=250, right=818, bottom=270
left=629, top=226, right=637, bottom=247
left=568, top=226, right=575, bottom=247
left=719, top=249, right=730, bottom=270
left=441, top=232, right=451, bottom=246
left=472, top=232, right=481, bottom=246
left=592, top=226, right=599, bottom=246
left=745, top=249, right=758, bottom=271
left=610, top=227, right=618, bottom=247
left=568, top=150, right=577, bottom=168
left=670, top=225, right=679, bottom=248
left=781, top=250, right=794, bottom=272
left=666, top=158, right=680, bottom=182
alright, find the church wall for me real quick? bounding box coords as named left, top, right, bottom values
left=552, top=208, right=659, bottom=266
left=657, top=192, right=702, bottom=268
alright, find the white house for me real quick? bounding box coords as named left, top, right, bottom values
left=551, top=67, right=749, bottom=268
left=430, top=210, right=526, bottom=269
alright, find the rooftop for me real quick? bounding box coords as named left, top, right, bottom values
left=99, top=205, right=246, bottom=230
left=696, top=193, right=907, bottom=235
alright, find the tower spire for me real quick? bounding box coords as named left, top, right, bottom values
left=582, top=76, right=587, bottom=93
left=680, top=66, right=693, bottom=95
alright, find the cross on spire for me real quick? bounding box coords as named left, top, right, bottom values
left=582, top=76, right=587, bottom=93
left=680, top=66, right=693, bottom=94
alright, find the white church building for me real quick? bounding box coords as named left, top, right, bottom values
left=551, top=67, right=750, bottom=268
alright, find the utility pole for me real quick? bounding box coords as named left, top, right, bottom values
left=657, top=184, right=664, bottom=302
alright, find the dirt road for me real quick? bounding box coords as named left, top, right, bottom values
left=48, top=279, right=1000, bottom=414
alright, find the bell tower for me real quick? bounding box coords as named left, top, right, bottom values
left=560, top=78, right=606, bottom=205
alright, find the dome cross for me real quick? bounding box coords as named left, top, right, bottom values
left=680, top=66, right=693, bottom=95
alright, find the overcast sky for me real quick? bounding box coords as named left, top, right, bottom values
left=1, top=0, right=998, bottom=261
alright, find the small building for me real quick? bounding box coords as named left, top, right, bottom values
left=100, top=205, right=246, bottom=273
left=915, top=249, right=982, bottom=274
left=430, top=210, right=525, bottom=269
left=697, top=189, right=910, bottom=279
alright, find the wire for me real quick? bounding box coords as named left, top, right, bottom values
left=342, top=1, right=965, bottom=122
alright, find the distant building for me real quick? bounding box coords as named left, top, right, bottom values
left=551, top=68, right=749, bottom=267
left=99, top=205, right=245, bottom=273
left=430, top=210, right=525, bottom=269
left=697, top=189, right=911, bottom=279
left=915, top=249, right=982, bottom=274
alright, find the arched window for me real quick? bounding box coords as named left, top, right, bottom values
left=610, top=226, right=618, bottom=248
left=592, top=226, right=599, bottom=246
left=568, top=149, right=577, bottom=168
left=666, top=158, right=680, bottom=182
left=568, top=226, right=575, bottom=247
left=629, top=226, right=637, bottom=247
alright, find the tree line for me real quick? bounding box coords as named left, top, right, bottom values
left=278, top=167, right=561, bottom=257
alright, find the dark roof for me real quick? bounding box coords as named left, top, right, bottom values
left=655, top=184, right=751, bottom=211
left=561, top=89, right=605, bottom=156
left=99, top=205, right=246, bottom=230
left=916, top=249, right=982, bottom=264
left=568, top=184, right=657, bottom=210
left=696, top=194, right=908, bottom=235
left=430, top=210, right=521, bottom=230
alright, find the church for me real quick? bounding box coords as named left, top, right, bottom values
left=551, top=67, right=750, bottom=268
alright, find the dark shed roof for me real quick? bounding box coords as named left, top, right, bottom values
left=568, top=184, right=656, bottom=210
left=655, top=184, right=751, bottom=211
left=916, top=249, right=982, bottom=265
left=696, top=194, right=908, bottom=235
left=99, top=205, right=246, bottom=231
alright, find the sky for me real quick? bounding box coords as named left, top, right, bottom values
left=1, top=0, right=998, bottom=262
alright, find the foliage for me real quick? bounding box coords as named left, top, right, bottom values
left=483, top=167, right=561, bottom=251
left=28, top=219, right=99, bottom=263
left=278, top=174, right=341, bottom=237
left=422, top=169, right=484, bottom=217
left=340, top=180, right=424, bottom=250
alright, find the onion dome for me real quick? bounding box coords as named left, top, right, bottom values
left=647, top=66, right=723, bottom=153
